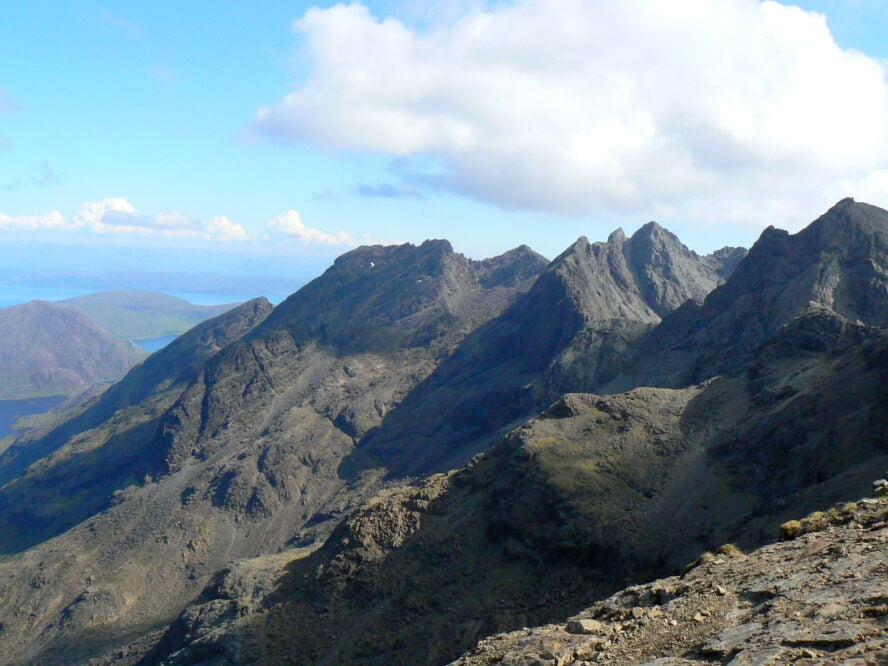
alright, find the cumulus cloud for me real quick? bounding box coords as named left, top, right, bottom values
left=75, top=198, right=250, bottom=241
left=267, top=209, right=358, bottom=245
left=204, top=215, right=250, bottom=241
left=253, top=0, right=888, bottom=228
left=0, top=210, right=68, bottom=230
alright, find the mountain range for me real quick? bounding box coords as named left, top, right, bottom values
left=0, top=198, right=885, bottom=665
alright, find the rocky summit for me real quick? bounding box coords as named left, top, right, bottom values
left=607, top=198, right=888, bottom=390
left=0, top=200, right=887, bottom=666
left=344, top=222, right=744, bottom=479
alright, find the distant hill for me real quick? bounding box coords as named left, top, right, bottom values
left=0, top=301, right=146, bottom=399
left=60, top=290, right=240, bottom=339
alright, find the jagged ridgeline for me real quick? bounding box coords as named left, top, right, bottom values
left=0, top=200, right=886, bottom=665
left=0, top=240, right=548, bottom=664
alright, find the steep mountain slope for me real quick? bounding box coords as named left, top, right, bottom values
left=150, top=305, right=888, bottom=665
left=61, top=291, right=239, bottom=340
left=607, top=198, right=888, bottom=390
left=0, top=297, right=273, bottom=550
left=0, top=300, right=146, bottom=399
left=0, top=241, right=547, bottom=665
left=344, top=224, right=743, bottom=478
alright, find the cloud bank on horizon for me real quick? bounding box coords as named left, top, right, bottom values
left=0, top=198, right=362, bottom=247
left=254, top=0, right=888, bottom=226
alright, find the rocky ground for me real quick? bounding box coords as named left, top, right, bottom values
left=452, top=497, right=888, bottom=666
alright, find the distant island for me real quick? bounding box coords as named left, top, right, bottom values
left=61, top=290, right=240, bottom=340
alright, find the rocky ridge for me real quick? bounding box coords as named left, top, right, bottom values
left=344, top=223, right=743, bottom=478
left=607, top=198, right=888, bottom=390
left=0, top=241, right=547, bottom=665
left=150, top=304, right=888, bottom=665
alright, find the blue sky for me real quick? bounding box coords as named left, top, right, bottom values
left=2, top=0, right=887, bottom=278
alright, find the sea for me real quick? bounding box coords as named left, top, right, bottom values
left=133, top=334, right=180, bottom=352
left=0, top=395, right=67, bottom=438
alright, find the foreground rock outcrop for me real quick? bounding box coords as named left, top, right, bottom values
left=453, top=497, right=888, bottom=665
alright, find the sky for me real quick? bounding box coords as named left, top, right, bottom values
left=1, top=0, right=887, bottom=278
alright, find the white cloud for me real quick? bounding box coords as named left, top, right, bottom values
left=75, top=198, right=250, bottom=241
left=0, top=210, right=68, bottom=230
left=205, top=215, right=250, bottom=242
left=267, top=209, right=358, bottom=245
left=253, top=0, right=888, bottom=229
left=839, top=170, right=888, bottom=205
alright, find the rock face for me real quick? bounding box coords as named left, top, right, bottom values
left=608, top=198, right=888, bottom=390
left=0, top=242, right=547, bottom=665
left=344, top=223, right=743, bottom=478
left=0, top=300, right=146, bottom=399
left=453, top=498, right=888, bottom=666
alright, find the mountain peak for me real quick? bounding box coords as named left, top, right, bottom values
left=260, top=238, right=549, bottom=357
left=631, top=220, right=667, bottom=238
left=798, top=197, right=888, bottom=252
left=478, top=244, right=549, bottom=289
left=629, top=220, right=688, bottom=250
left=607, top=228, right=626, bottom=245
left=564, top=235, right=590, bottom=254
left=617, top=199, right=888, bottom=388
left=419, top=238, right=454, bottom=253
